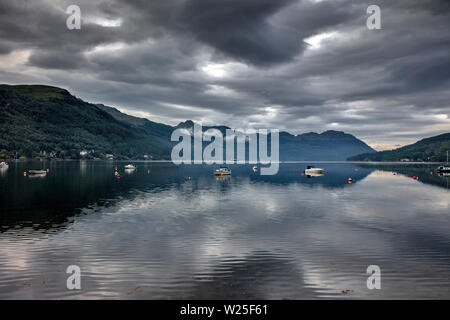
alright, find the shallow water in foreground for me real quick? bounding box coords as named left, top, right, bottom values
left=0, top=161, right=449, bottom=299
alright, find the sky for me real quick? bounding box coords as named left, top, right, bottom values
left=0, top=0, right=449, bottom=150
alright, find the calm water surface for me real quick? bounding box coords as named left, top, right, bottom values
left=0, top=161, right=449, bottom=299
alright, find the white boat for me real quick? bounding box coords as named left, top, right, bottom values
left=436, top=151, right=449, bottom=173
left=304, top=166, right=323, bottom=174
left=214, top=166, right=231, bottom=176
left=124, top=164, right=136, bottom=170
left=0, top=162, right=8, bottom=168
left=437, top=165, right=450, bottom=173
left=253, top=166, right=258, bottom=171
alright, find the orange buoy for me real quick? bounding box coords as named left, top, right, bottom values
left=348, top=178, right=353, bottom=183
left=23, top=171, right=27, bottom=176
left=115, top=167, right=118, bottom=171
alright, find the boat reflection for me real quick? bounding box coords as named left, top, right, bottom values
left=27, top=173, right=47, bottom=178
left=214, top=175, right=231, bottom=181
left=305, top=173, right=324, bottom=178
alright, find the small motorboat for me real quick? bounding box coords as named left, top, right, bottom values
left=304, top=166, right=323, bottom=174
left=0, top=162, right=8, bottom=169
left=124, top=164, right=136, bottom=170
left=214, top=166, right=231, bottom=176
left=436, top=166, right=450, bottom=173
left=436, top=151, right=449, bottom=173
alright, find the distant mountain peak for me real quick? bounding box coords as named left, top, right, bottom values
left=321, top=130, right=347, bottom=136
left=176, top=120, right=195, bottom=128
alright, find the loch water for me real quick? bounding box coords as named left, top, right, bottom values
left=0, top=161, right=449, bottom=299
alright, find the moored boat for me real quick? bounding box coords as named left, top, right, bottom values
left=0, top=162, right=8, bottom=169
left=214, top=166, right=231, bottom=176
left=304, top=166, right=323, bottom=174
left=124, top=164, right=136, bottom=170
left=436, top=165, right=450, bottom=173
left=436, top=151, right=450, bottom=173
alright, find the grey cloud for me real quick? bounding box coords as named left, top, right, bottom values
left=175, top=0, right=304, bottom=66
left=0, top=0, right=449, bottom=149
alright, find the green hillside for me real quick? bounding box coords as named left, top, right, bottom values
left=0, top=85, right=171, bottom=160
left=96, top=104, right=174, bottom=148
left=348, top=133, right=450, bottom=162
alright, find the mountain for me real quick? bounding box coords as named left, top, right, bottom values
left=96, top=104, right=173, bottom=149
left=175, top=120, right=376, bottom=161
left=0, top=85, right=171, bottom=160
left=278, top=130, right=375, bottom=160
left=348, top=133, right=450, bottom=162
left=0, top=84, right=375, bottom=161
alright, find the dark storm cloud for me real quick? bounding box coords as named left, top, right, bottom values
left=0, top=0, right=449, bottom=149
left=175, top=0, right=303, bottom=66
